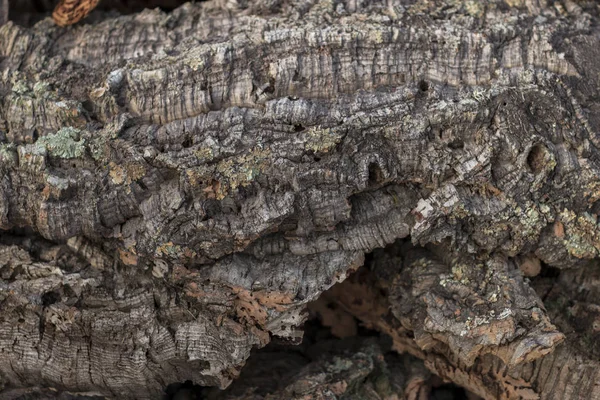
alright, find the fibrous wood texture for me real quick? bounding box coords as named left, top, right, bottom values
left=1, top=0, right=600, bottom=398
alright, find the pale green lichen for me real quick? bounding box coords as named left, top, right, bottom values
left=45, top=174, right=70, bottom=190
left=183, top=47, right=208, bottom=71
left=508, top=203, right=548, bottom=239
left=463, top=0, right=485, bottom=17
left=33, top=81, right=56, bottom=100
left=560, top=209, right=600, bottom=259
left=304, top=126, right=343, bottom=153
left=451, top=263, right=471, bottom=285
left=88, top=135, right=108, bottom=161
left=35, top=127, right=86, bottom=159
left=327, top=356, right=354, bottom=373
left=194, top=147, right=215, bottom=162
left=0, top=143, right=18, bottom=166
left=25, top=143, right=48, bottom=157
left=565, top=233, right=597, bottom=258
left=11, top=80, right=30, bottom=95
left=215, top=147, right=270, bottom=199
left=154, top=242, right=197, bottom=260
left=369, top=28, right=386, bottom=44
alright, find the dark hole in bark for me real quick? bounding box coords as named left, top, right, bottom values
left=187, top=267, right=474, bottom=400
left=527, top=144, right=547, bottom=174
left=279, top=215, right=298, bottom=232
left=591, top=200, right=600, bottom=216
left=539, top=264, right=561, bottom=278
left=431, top=383, right=468, bottom=400
left=221, top=197, right=239, bottom=214
left=368, top=162, right=384, bottom=185
left=137, top=179, right=148, bottom=191
left=164, top=380, right=207, bottom=400
left=294, top=124, right=305, bottom=132
left=264, top=78, right=276, bottom=94
left=313, top=156, right=321, bottom=162
left=82, top=100, right=95, bottom=114
left=41, top=290, right=60, bottom=306
left=203, top=199, right=221, bottom=218
left=182, top=138, right=193, bottom=148
left=419, top=80, right=429, bottom=92
left=447, top=139, right=464, bottom=149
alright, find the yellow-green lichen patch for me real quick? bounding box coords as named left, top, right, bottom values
left=7, top=84, right=86, bottom=135
left=185, top=166, right=215, bottom=191
left=584, top=181, right=600, bottom=205
left=451, top=262, right=471, bottom=285
left=194, top=147, right=216, bottom=163
left=497, top=202, right=551, bottom=254
left=462, top=0, right=485, bottom=17
left=11, top=79, right=30, bottom=95
left=560, top=209, right=600, bottom=259
left=304, top=126, right=343, bottom=154
left=88, top=136, right=109, bottom=162
left=108, top=161, right=147, bottom=186
left=154, top=241, right=197, bottom=261
left=35, top=127, right=86, bottom=159
left=33, top=81, right=57, bottom=100
left=215, top=147, right=271, bottom=200
left=182, top=47, right=209, bottom=71
left=0, top=144, right=18, bottom=167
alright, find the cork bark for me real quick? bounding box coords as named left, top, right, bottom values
left=1, top=0, right=600, bottom=398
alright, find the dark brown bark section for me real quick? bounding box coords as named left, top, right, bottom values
left=2, top=0, right=600, bottom=398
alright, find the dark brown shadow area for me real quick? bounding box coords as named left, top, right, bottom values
left=7, top=0, right=193, bottom=27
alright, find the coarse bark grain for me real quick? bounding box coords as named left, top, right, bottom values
left=1, top=0, right=600, bottom=398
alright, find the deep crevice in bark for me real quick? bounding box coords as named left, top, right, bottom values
left=166, top=312, right=474, bottom=400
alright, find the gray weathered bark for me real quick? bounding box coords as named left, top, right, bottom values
left=1, top=0, right=600, bottom=398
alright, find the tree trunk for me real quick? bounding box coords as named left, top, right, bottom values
left=1, top=0, right=600, bottom=398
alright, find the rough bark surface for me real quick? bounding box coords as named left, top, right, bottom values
left=1, top=0, right=600, bottom=398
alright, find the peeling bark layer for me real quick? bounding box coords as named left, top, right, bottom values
left=318, top=243, right=600, bottom=399
left=2, top=0, right=600, bottom=398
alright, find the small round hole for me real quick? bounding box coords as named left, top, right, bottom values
left=527, top=144, right=547, bottom=174
left=368, top=162, right=384, bottom=185
left=41, top=290, right=60, bottom=306
left=419, top=80, right=429, bottom=92
left=447, top=139, right=464, bottom=150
